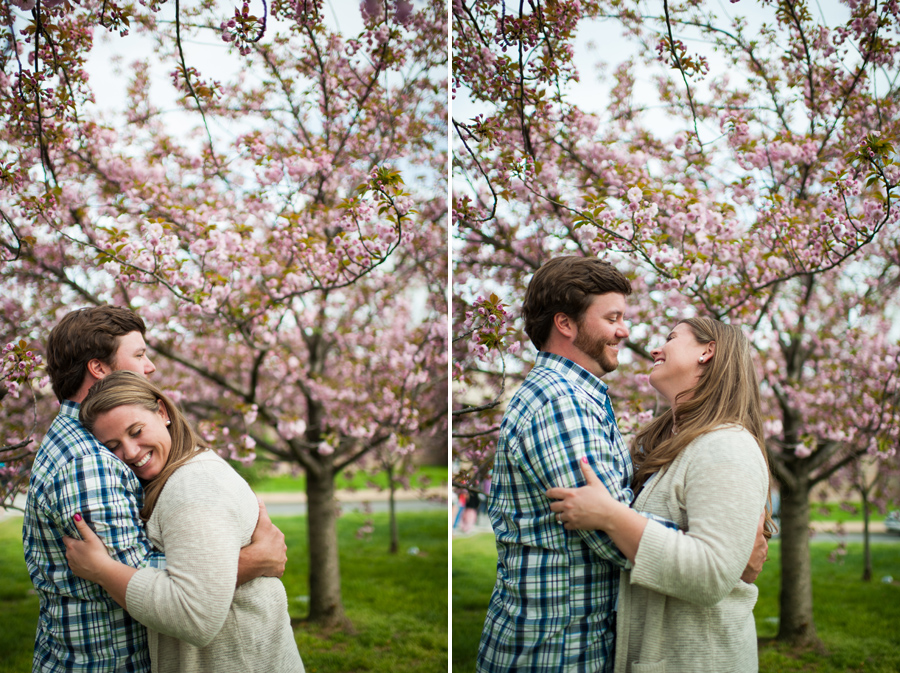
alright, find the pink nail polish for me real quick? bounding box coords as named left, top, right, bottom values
left=74, top=513, right=82, bottom=522
left=582, top=457, right=588, bottom=464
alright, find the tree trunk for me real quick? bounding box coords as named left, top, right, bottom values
left=861, top=490, right=872, bottom=582
left=306, top=463, right=347, bottom=627
left=388, top=464, right=399, bottom=554
left=777, top=478, right=820, bottom=646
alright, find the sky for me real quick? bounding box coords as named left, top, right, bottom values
left=453, top=0, right=853, bottom=135
left=85, top=0, right=368, bottom=133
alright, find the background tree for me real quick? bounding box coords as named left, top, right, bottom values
left=453, top=0, right=900, bottom=648
left=1, top=0, right=447, bottom=628
left=828, top=450, right=900, bottom=582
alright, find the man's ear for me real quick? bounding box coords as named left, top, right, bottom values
left=86, top=358, right=113, bottom=380
left=553, top=312, right=577, bottom=340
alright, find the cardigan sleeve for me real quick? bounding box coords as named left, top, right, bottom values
left=124, top=459, right=251, bottom=647
left=629, top=428, right=768, bottom=607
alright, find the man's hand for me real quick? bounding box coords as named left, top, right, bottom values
left=252, top=498, right=287, bottom=577
left=741, top=512, right=768, bottom=584
left=236, top=498, right=287, bottom=587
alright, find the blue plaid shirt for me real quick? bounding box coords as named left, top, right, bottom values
left=477, top=352, right=638, bottom=673
left=23, top=401, right=165, bottom=672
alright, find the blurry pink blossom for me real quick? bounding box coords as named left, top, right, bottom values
left=362, top=0, right=381, bottom=19
left=396, top=0, right=413, bottom=23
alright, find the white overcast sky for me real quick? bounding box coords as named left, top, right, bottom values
left=86, top=0, right=367, bottom=128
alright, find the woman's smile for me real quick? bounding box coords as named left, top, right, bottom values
left=133, top=452, right=153, bottom=469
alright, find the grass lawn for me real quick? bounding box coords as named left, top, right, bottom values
left=241, top=463, right=448, bottom=494
left=452, top=533, right=900, bottom=673
left=0, top=511, right=448, bottom=673
left=806, top=501, right=895, bottom=524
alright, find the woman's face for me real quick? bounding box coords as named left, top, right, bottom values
left=649, top=322, right=710, bottom=406
left=92, top=402, right=172, bottom=480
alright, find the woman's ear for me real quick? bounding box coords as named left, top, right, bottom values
left=157, top=400, right=170, bottom=424
left=702, top=341, right=716, bottom=362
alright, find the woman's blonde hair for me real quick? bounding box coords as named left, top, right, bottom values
left=631, top=317, right=776, bottom=537
left=79, top=370, right=206, bottom=520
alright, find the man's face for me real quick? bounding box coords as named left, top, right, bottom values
left=571, top=293, right=629, bottom=376
left=112, top=331, right=156, bottom=377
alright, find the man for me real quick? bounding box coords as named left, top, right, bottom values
left=476, top=257, right=765, bottom=672
left=23, top=306, right=285, bottom=672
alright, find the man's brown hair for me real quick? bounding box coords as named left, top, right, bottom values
left=46, top=306, right=147, bottom=402
left=522, top=256, right=632, bottom=350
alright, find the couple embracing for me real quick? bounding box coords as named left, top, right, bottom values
left=477, top=256, right=775, bottom=673
left=23, top=306, right=305, bottom=672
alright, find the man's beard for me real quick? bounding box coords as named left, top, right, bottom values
left=573, top=328, right=619, bottom=374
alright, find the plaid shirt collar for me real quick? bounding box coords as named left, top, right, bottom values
left=534, top=350, right=610, bottom=397
left=59, top=398, right=81, bottom=420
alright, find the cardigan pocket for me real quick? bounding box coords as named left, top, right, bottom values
left=632, top=660, right=667, bottom=673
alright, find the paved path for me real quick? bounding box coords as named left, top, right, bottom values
left=1, top=488, right=448, bottom=522
left=808, top=520, right=888, bottom=534
left=452, top=513, right=900, bottom=543
left=259, top=487, right=447, bottom=516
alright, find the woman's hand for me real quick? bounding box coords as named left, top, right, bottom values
left=547, top=457, right=649, bottom=562
left=63, top=514, right=115, bottom=584
left=63, top=513, right=137, bottom=608
left=546, top=458, right=619, bottom=531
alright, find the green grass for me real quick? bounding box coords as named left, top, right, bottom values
left=0, top=511, right=448, bottom=673
left=0, top=519, right=38, bottom=673
left=806, top=501, right=894, bottom=523
left=237, top=463, right=448, bottom=494
left=754, top=540, right=900, bottom=672
left=451, top=533, right=497, bottom=671
left=452, top=533, right=900, bottom=673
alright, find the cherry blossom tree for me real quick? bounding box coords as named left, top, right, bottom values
left=453, top=0, right=900, bottom=647
left=828, top=452, right=900, bottom=581
left=1, top=0, right=447, bottom=628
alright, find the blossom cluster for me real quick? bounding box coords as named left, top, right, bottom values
left=1, top=341, right=43, bottom=403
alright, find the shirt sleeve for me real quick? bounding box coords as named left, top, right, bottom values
left=53, top=450, right=165, bottom=571
left=519, top=394, right=633, bottom=566
left=629, top=431, right=768, bottom=606
left=124, top=462, right=248, bottom=648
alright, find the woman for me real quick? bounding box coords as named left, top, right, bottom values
left=547, top=317, right=774, bottom=673
left=64, top=370, right=305, bottom=673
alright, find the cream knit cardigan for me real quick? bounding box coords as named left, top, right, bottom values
left=125, top=451, right=304, bottom=673
left=615, top=426, right=768, bottom=673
